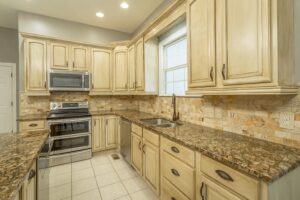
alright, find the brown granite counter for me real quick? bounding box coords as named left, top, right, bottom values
left=92, top=110, right=300, bottom=183
left=0, top=130, right=49, bottom=200
left=18, top=113, right=48, bottom=121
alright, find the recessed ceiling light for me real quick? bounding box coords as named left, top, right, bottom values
left=120, top=2, right=129, bottom=9
left=96, top=12, right=104, bottom=18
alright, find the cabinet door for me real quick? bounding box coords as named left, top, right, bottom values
left=70, top=45, right=90, bottom=71
left=187, top=0, right=216, bottom=88
left=25, top=38, right=48, bottom=93
left=128, top=45, right=136, bottom=90
left=200, top=176, right=242, bottom=200
left=143, top=141, right=159, bottom=195
left=49, top=42, right=69, bottom=70
left=135, top=38, right=144, bottom=91
left=114, top=47, right=128, bottom=91
left=22, top=161, right=36, bottom=200
left=221, top=0, right=271, bottom=85
left=91, top=48, right=112, bottom=92
left=92, top=116, right=105, bottom=152
left=131, top=133, right=143, bottom=175
left=105, top=116, right=118, bottom=149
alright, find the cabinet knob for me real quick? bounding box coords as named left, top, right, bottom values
left=171, top=146, right=180, bottom=153
left=171, top=168, right=180, bottom=176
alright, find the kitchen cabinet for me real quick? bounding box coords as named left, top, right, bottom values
left=70, top=45, right=90, bottom=71
left=24, top=38, right=48, bottom=96
left=92, top=115, right=118, bottom=152
left=90, top=48, right=113, bottom=94
left=128, top=45, right=136, bottom=91
left=22, top=160, right=37, bottom=200
left=187, top=0, right=216, bottom=88
left=19, top=120, right=46, bottom=132
left=131, top=132, right=143, bottom=175
left=113, top=46, right=128, bottom=92
left=49, top=42, right=69, bottom=70
left=135, top=37, right=145, bottom=91
left=187, top=0, right=297, bottom=95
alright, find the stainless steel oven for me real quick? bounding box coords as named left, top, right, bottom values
left=48, top=70, right=90, bottom=91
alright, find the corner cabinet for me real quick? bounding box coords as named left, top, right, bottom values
left=90, top=48, right=113, bottom=94
left=24, top=38, right=49, bottom=96
left=187, top=0, right=298, bottom=95
left=92, top=115, right=118, bottom=152
left=113, top=46, right=128, bottom=92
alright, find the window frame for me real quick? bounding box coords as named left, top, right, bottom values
left=159, top=26, right=187, bottom=96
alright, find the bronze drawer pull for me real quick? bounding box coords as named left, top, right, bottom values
left=138, top=141, right=142, bottom=150
left=171, top=146, right=180, bottom=153
left=210, top=66, right=214, bottom=81
left=171, top=168, right=180, bottom=176
left=29, top=123, right=38, bottom=127
left=215, top=170, right=234, bottom=182
left=28, top=170, right=36, bottom=180
left=171, top=197, right=176, bottom=200
left=222, top=64, right=226, bottom=80
left=200, top=182, right=205, bottom=200
left=142, top=144, right=146, bottom=153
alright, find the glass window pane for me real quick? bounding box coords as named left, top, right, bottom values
left=173, top=81, right=185, bottom=95
left=166, top=71, right=173, bottom=83
left=165, top=38, right=187, bottom=68
left=173, top=68, right=185, bottom=82
left=166, top=83, right=174, bottom=95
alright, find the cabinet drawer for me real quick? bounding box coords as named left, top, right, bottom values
left=143, top=129, right=159, bottom=146
left=200, top=156, right=259, bottom=200
left=131, top=123, right=142, bottom=137
left=162, top=151, right=195, bottom=199
left=161, top=178, right=190, bottom=200
left=20, top=120, right=45, bottom=131
left=161, top=137, right=195, bottom=167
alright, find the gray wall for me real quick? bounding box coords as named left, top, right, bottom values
left=0, top=27, right=18, bottom=64
left=295, top=1, right=300, bottom=85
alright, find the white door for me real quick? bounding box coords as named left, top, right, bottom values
left=0, top=64, right=15, bottom=133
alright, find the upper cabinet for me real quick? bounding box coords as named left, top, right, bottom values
left=128, top=45, right=136, bottom=91
left=135, top=37, right=145, bottom=91
left=187, top=0, right=297, bottom=95
left=24, top=38, right=49, bottom=96
left=90, top=48, right=112, bottom=94
left=187, top=0, right=216, bottom=88
left=48, top=42, right=90, bottom=71
left=113, top=46, right=128, bottom=92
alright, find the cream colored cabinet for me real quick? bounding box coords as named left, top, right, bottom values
left=113, top=46, right=128, bottom=92
left=92, top=115, right=118, bottom=152
left=187, top=0, right=216, bottom=88
left=128, top=45, right=136, bottom=91
left=131, top=132, right=143, bottom=175
left=19, top=120, right=46, bottom=132
left=90, top=48, right=113, bottom=94
left=22, top=160, right=37, bottom=200
left=135, top=37, right=144, bottom=91
left=70, top=45, right=90, bottom=71
left=24, top=38, right=48, bottom=95
left=49, top=42, right=69, bottom=70
left=221, top=0, right=271, bottom=86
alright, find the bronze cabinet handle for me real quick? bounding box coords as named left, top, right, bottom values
left=210, top=66, right=214, bottom=81
left=171, top=168, right=180, bottom=176
left=44, top=81, right=47, bottom=88
left=29, top=123, right=38, bottom=127
left=222, top=64, right=226, bottom=80
left=171, top=197, right=176, bottom=200
left=28, top=170, right=36, bottom=180
left=94, top=120, right=96, bottom=127
left=138, top=141, right=142, bottom=150
left=73, top=61, right=75, bottom=68
left=215, top=170, right=234, bottom=182
left=200, top=182, right=205, bottom=200
left=142, top=144, right=146, bottom=153
left=171, top=146, right=180, bottom=153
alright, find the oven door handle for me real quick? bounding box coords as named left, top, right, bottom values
left=51, top=133, right=91, bottom=140
left=48, top=117, right=92, bottom=125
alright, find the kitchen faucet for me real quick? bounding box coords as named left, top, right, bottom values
left=172, top=94, right=179, bottom=121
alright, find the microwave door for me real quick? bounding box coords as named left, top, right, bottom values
left=49, top=71, right=90, bottom=91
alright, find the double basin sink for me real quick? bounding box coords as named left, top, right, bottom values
left=140, top=118, right=178, bottom=128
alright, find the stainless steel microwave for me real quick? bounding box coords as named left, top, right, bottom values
left=48, top=70, right=90, bottom=92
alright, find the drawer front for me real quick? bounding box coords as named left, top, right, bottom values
left=162, top=151, right=195, bottom=199
left=143, top=129, right=159, bottom=146
left=131, top=123, right=142, bottom=137
left=201, top=156, right=259, bottom=200
left=20, top=120, right=45, bottom=131
left=161, top=137, right=195, bottom=167
left=161, top=178, right=190, bottom=200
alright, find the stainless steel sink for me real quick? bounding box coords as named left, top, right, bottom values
left=140, top=118, right=177, bottom=128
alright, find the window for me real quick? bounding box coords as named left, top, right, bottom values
left=159, top=23, right=187, bottom=96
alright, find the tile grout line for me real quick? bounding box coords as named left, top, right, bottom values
left=91, top=156, right=105, bottom=200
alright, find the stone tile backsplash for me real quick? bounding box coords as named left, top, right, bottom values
left=19, top=90, right=300, bottom=149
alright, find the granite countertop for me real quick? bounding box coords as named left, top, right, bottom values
left=18, top=114, right=48, bottom=121
left=0, top=130, right=49, bottom=200
left=92, top=110, right=300, bottom=183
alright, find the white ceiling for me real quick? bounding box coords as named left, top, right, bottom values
left=0, top=0, right=167, bottom=33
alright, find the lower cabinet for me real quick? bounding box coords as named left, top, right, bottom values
left=22, top=160, right=37, bottom=200
left=131, top=124, right=160, bottom=195
left=92, top=115, right=119, bottom=152
left=19, top=120, right=46, bottom=132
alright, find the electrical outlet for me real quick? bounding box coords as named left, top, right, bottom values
left=279, top=112, right=295, bottom=129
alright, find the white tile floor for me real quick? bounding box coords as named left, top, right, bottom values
left=48, top=151, right=158, bottom=200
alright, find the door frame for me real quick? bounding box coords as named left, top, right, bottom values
left=0, top=62, right=17, bottom=133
